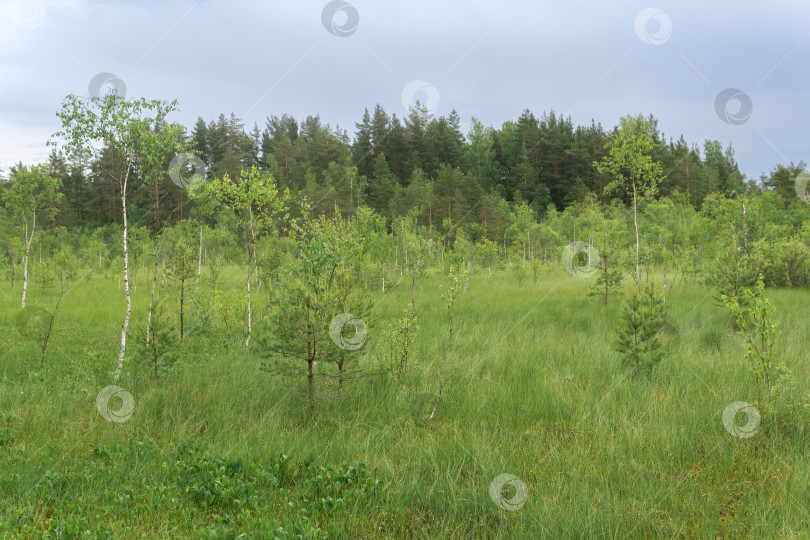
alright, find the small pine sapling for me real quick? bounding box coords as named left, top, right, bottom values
left=329, top=260, right=372, bottom=398
left=711, top=237, right=757, bottom=314
left=136, top=296, right=179, bottom=379
left=588, top=246, right=624, bottom=305
left=613, top=282, right=665, bottom=375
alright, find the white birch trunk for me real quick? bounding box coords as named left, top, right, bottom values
left=196, top=225, right=203, bottom=292
left=114, top=170, right=131, bottom=381
left=21, top=215, right=33, bottom=309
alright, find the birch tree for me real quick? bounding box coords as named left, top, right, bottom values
left=2, top=164, right=62, bottom=308
left=193, top=166, right=290, bottom=347
left=51, top=92, right=184, bottom=380
left=596, top=115, right=663, bottom=294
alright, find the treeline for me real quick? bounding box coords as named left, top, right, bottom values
left=2, top=105, right=765, bottom=239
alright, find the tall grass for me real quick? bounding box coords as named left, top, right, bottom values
left=0, top=267, right=808, bottom=537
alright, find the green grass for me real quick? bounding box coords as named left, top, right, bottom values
left=1, top=266, right=809, bottom=538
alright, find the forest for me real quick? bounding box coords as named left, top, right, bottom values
left=1, top=91, right=810, bottom=537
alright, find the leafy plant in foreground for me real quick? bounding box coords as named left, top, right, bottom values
left=431, top=265, right=466, bottom=419
left=380, top=301, right=420, bottom=385
left=723, top=276, right=783, bottom=399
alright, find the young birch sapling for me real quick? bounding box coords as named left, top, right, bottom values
left=430, top=265, right=466, bottom=420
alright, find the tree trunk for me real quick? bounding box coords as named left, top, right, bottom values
left=21, top=213, right=34, bottom=309
left=180, top=277, right=185, bottom=339
left=308, top=359, right=314, bottom=405
left=337, top=358, right=344, bottom=399
left=196, top=225, right=203, bottom=292
left=603, top=257, right=609, bottom=306
left=146, top=236, right=162, bottom=345
left=245, top=241, right=254, bottom=348
left=155, top=179, right=160, bottom=229
left=114, top=174, right=131, bottom=382
left=22, top=234, right=30, bottom=308
left=741, top=198, right=748, bottom=253
left=430, top=311, right=453, bottom=421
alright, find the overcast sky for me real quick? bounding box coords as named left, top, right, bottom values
left=1, top=0, right=808, bottom=180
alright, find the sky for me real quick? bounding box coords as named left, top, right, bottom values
left=1, top=0, right=808, bottom=180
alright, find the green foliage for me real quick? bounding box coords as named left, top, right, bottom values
left=135, top=296, right=179, bottom=379
left=51, top=93, right=185, bottom=176
left=168, top=238, right=195, bottom=339
left=588, top=246, right=624, bottom=304
left=509, top=245, right=528, bottom=286
left=193, top=166, right=292, bottom=347
left=53, top=243, right=78, bottom=292
left=723, top=276, right=783, bottom=398
left=193, top=166, right=291, bottom=237
left=380, top=301, right=420, bottom=384
left=613, top=282, right=665, bottom=374
left=170, top=442, right=379, bottom=537
left=329, top=253, right=372, bottom=397
left=473, top=237, right=498, bottom=274
left=172, top=442, right=283, bottom=510
left=708, top=239, right=758, bottom=308
left=355, top=206, right=392, bottom=292
left=2, top=164, right=63, bottom=307
left=261, top=215, right=369, bottom=404
left=215, top=288, right=247, bottom=343
left=430, top=264, right=466, bottom=419
left=5, top=94, right=810, bottom=538
left=32, top=260, right=57, bottom=294
left=597, top=115, right=665, bottom=201
left=597, top=114, right=664, bottom=292
left=1, top=164, right=63, bottom=227
left=750, top=238, right=810, bottom=287
left=3, top=270, right=810, bottom=536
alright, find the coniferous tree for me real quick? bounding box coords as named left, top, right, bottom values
left=588, top=245, right=624, bottom=305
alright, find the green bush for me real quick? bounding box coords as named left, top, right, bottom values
left=751, top=239, right=810, bottom=288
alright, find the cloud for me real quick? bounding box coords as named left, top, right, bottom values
left=1, top=0, right=807, bottom=178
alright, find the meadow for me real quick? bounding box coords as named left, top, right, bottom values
left=1, top=265, right=809, bottom=538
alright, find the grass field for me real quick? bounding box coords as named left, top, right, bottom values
left=1, top=267, right=809, bottom=538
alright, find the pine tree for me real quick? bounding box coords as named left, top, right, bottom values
left=352, top=108, right=373, bottom=178
left=588, top=246, right=624, bottom=305
left=613, top=282, right=665, bottom=374
left=136, top=295, right=179, bottom=379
